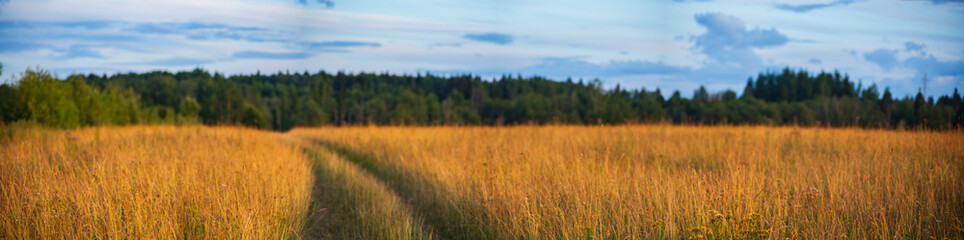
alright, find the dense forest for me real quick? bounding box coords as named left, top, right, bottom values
left=0, top=65, right=961, bottom=131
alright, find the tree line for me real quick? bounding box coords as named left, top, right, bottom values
left=0, top=66, right=961, bottom=130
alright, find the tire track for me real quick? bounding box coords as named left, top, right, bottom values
left=309, top=139, right=492, bottom=240
left=294, top=137, right=435, bottom=239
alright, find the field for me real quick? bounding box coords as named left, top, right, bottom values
left=3, top=124, right=963, bottom=239
left=0, top=126, right=311, bottom=239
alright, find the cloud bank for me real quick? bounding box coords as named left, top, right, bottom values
left=693, top=13, right=789, bottom=68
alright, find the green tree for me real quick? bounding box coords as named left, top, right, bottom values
left=295, top=97, right=328, bottom=126
left=17, top=69, right=82, bottom=128
left=0, top=83, right=25, bottom=123
left=637, top=95, right=664, bottom=123
left=240, top=102, right=270, bottom=129
left=442, top=90, right=480, bottom=125
left=604, top=94, right=633, bottom=124
left=100, top=85, right=141, bottom=125
left=393, top=90, right=427, bottom=125
left=694, top=86, right=709, bottom=104
left=722, top=90, right=738, bottom=102
left=179, top=96, right=201, bottom=124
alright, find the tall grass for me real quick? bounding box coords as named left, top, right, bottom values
left=290, top=125, right=964, bottom=239
left=0, top=126, right=312, bottom=239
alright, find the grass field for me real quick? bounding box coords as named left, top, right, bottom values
left=0, top=125, right=312, bottom=239
left=2, top=124, right=962, bottom=239
left=289, top=125, right=964, bottom=239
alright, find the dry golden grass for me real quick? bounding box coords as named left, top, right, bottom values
left=0, top=125, right=312, bottom=239
left=289, top=125, right=964, bottom=239
left=3, top=124, right=960, bottom=239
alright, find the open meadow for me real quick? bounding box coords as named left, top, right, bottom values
left=0, top=125, right=312, bottom=239
left=1, top=124, right=962, bottom=239
left=290, top=125, right=964, bottom=239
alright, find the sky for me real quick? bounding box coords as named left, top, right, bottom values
left=0, top=0, right=962, bottom=97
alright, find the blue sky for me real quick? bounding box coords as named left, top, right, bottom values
left=0, top=0, right=962, bottom=97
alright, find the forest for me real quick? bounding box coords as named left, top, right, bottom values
left=0, top=65, right=961, bottom=131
